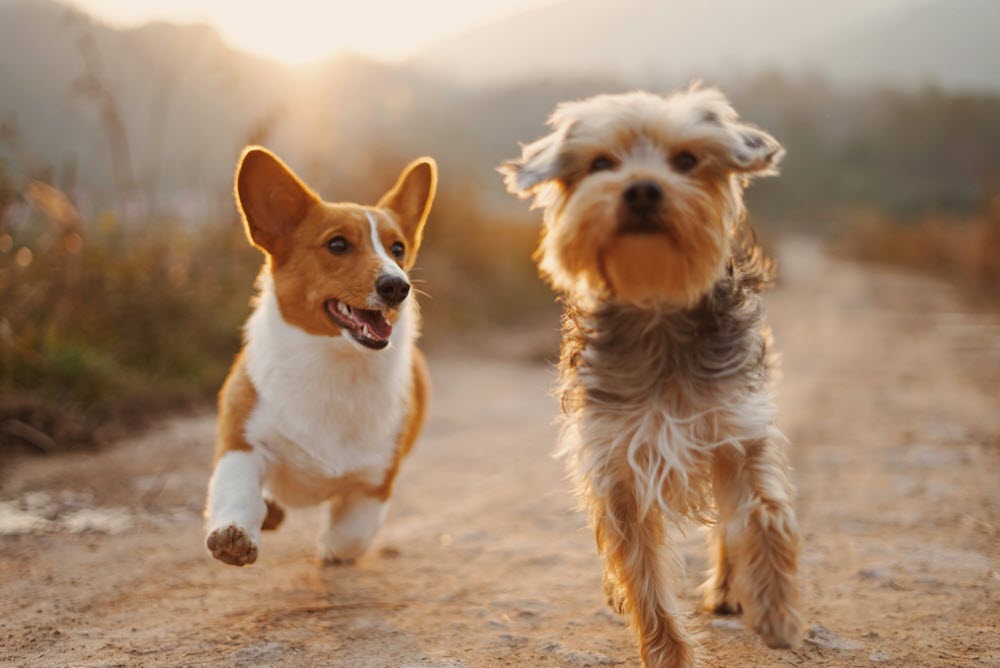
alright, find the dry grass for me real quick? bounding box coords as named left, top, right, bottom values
left=834, top=193, right=1000, bottom=301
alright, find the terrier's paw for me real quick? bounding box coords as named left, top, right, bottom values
left=642, top=638, right=697, bottom=668
left=603, top=574, right=628, bottom=615
left=752, top=606, right=804, bottom=649
left=712, top=599, right=742, bottom=615
left=207, top=524, right=258, bottom=566
left=703, top=584, right=742, bottom=615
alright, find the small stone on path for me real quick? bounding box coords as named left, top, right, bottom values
left=805, top=624, right=862, bottom=651
left=708, top=618, right=744, bottom=631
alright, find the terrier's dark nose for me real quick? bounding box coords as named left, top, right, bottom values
left=623, top=180, right=663, bottom=213
left=376, top=275, right=410, bottom=305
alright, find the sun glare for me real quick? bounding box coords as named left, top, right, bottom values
left=221, top=10, right=358, bottom=65
left=69, top=0, right=556, bottom=65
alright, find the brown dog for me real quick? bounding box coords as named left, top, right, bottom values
left=501, top=86, right=803, bottom=667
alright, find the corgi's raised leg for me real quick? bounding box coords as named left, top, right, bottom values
left=206, top=355, right=267, bottom=566
left=320, top=492, right=389, bottom=564
left=261, top=496, right=285, bottom=531
left=206, top=449, right=268, bottom=566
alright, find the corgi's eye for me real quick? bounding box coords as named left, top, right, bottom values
left=327, top=236, right=350, bottom=255
left=671, top=151, right=698, bottom=173
left=590, top=156, right=615, bottom=173
left=390, top=241, right=405, bottom=259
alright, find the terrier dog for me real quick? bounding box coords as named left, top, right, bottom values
left=205, top=147, right=435, bottom=567
left=501, top=87, right=803, bottom=667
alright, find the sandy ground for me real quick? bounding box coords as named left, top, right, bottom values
left=1, top=240, right=998, bottom=668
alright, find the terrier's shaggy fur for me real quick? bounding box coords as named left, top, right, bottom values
left=501, top=86, right=803, bottom=667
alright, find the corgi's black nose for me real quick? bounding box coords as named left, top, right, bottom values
left=623, top=180, right=663, bottom=213
left=376, top=275, right=410, bottom=306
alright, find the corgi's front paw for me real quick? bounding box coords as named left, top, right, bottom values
left=318, top=534, right=367, bottom=565
left=207, top=524, right=258, bottom=566
left=319, top=494, right=388, bottom=565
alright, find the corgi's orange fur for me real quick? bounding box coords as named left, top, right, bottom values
left=205, top=147, right=436, bottom=566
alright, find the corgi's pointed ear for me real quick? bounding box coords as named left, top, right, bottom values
left=235, top=146, right=319, bottom=254
left=377, top=157, right=437, bottom=257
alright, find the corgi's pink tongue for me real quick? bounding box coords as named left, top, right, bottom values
left=351, top=309, right=392, bottom=341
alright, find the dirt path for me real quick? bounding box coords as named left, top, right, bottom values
left=2, top=241, right=998, bottom=668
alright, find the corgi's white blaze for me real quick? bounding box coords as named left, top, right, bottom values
left=206, top=449, right=267, bottom=544
left=366, top=209, right=407, bottom=283
left=242, top=271, right=415, bottom=506
left=320, top=494, right=390, bottom=561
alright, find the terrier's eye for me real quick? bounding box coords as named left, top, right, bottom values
left=390, top=241, right=405, bottom=259
left=589, top=156, right=615, bottom=173
left=327, top=236, right=350, bottom=255
left=671, top=151, right=698, bottom=173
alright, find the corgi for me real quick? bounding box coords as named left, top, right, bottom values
left=205, top=147, right=436, bottom=566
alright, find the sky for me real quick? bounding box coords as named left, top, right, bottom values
left=66, top=0, right=556, bottom=64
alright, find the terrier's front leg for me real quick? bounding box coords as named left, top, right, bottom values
left=702, top=449, right=743, bottom=616
left=590, top=483, right=695, bottom=668
left=702, top=524, right=741, bottom=615
left=724, top=436, right=804, bottom=649
left=319, top=492, right=389, bottom=564
left=206, top=449, right=268, bottom=566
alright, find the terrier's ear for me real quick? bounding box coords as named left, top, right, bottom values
left=235, top=146, right=319, bottom=254
left=498, top=123, right=571, bottom=199
left=377, top=157, right=437, bottom=259
left=681, top=86, right=785, bottom=176
left=717, top=122, right=785, bottom=176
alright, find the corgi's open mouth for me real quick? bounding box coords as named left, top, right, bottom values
left=325, top=299, right=392, bottom=350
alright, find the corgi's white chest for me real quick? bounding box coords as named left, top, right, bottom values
left=242, top=276, right=414, bottom=491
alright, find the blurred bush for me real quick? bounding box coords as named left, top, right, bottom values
left=1, top=171, right=257, bottom=450
left=834, top=192, right=1000, bottom=300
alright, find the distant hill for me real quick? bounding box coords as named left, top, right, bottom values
left=0, top=0, right=273, bottom=198
left=808, top=0, right=1000, bottom=91
left=0, top=0, right=449, bottom=205
left=413, top=0, right=1000, bottom=92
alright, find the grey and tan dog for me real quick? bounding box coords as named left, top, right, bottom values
left=501, top=86, right=803, bottom=668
